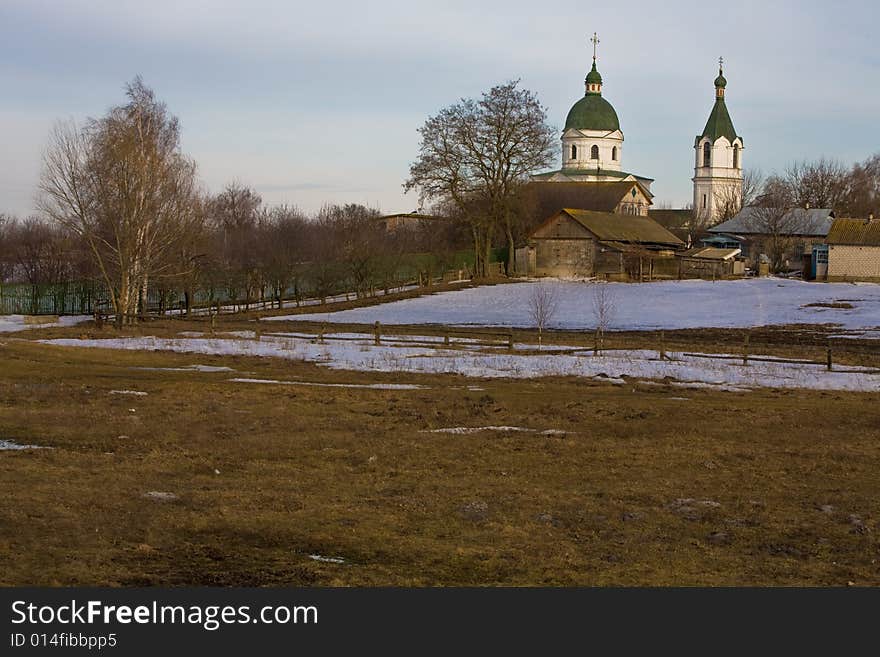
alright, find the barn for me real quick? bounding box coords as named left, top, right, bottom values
left=522, top=209, right=683, bottom=278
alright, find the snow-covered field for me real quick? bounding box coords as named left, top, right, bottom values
left=41, top=334, right=880, bottom=392
left=267, top=278, right=880, bottom=332
left=0, top=314, right=90, bottom=333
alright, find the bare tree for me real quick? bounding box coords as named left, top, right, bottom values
left=0, top=214, right=16, bottom=282
left=713, top=168, right=764, bottom=225
left=591, top=282, right=616, bottom=353
left=745, top=177, right=816, bottom=273
left=38, top=77, right=200, bottom=326
left=785, top=158, right=848, bottom=210
left=528, top=282, right=558, bottom=349
left=842, top=153, right=880, bottom=218
left=405, top=80, right=557, bottom=277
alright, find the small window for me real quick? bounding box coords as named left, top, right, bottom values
left=733, top=145, right=740, bottom=169
left=702, top=194, right=707, bottom=209
left=612, top=146, right=618, bottom=161
left=591, top=145, right=599, bottom=160
left=703, top=142, right=711, bottom=167
left=571, top=145, right=577, bottom=160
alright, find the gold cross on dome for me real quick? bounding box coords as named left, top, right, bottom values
left=718, top=55, right=724, bottom=72
left=590, top=32, right=600, bottom=62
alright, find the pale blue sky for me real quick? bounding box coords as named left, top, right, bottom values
left=1, top=0, right=877, bottom=216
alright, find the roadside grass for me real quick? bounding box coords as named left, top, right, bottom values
left=1, top=337, right=878, bottom=586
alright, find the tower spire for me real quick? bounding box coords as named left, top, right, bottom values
left=585, top=33, right=603, bottom=95
left=714, top=57, right=727, bottom=99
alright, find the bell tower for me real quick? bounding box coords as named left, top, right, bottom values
left=693, top=58, right=744, bottom=224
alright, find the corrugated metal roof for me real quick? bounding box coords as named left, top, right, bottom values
left=709, top=207, right=834, bottom=236
left=826, top=218, right=880, bottom=245
left=555, top=209, right=683, bottom=246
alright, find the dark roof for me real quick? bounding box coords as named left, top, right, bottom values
left=826, top=218, right=880, bottom=246
left=697, top=97, right=738, bottom=145
left=709, top=207, right=835, bottom=237
left=524, top=181, right=649, bottom=221
left=648, top=209, right=694, bottom=230
left=535, top=209, right=683, bottom=246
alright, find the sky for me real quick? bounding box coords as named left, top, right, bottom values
left=1, top=0, right=878, bottom=217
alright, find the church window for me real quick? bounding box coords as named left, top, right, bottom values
left=591, top=145, right=599, bottom=160
left=571, top=145, right=577, bottom=160
left=733, top=145, right=740, bottom=169
left=612, top=146, right=618, bottom=161
left=703, top=142, right=711, bottom=167
left=702, top=194, right=707, bottom=209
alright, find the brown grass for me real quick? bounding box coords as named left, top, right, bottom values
left=1, top=322, right=879, bottom=587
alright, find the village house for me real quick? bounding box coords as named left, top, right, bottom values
left=519, top=208, right=683, bottom=278
left=707, top=206, right=835, bottom=270
left=817, top=216, right=880, bottom=282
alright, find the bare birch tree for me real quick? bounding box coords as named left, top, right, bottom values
left=38, top=77, right=200, bottom=326
left=591, top=282, right=616, bottom=354
left=528, top=282, right=558, bottom=349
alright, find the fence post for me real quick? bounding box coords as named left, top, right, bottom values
left=742, top=332, right=750, bottom=366
left=374, top=321, right=381, bottom=345
left=827, top=347, right=832, bottom=371
left=254, top=327, right=261, bottom=341
left=444, top=334, right=450, bottom=347
left=659, top=330, right=666, bottom=361
left=319, top=324, right=325, bottom=344
left=508, top=330, right=514, bottom=351
left=210, top=312, right=216, bottom=335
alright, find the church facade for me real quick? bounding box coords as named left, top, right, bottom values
left=531, top=35, right=654, bottom=195
left=532, top=38, right=744, bottom=231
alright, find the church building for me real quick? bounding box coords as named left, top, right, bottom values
left=531, top=34, right=655, bottom=199
left=692, top=60, right=744, bottom=224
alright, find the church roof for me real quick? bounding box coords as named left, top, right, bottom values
left=525, top=181, right=651, bottom=220
left=698, top=97, right=738, bottom=144
left=565, top=94, right=620, bottom=132
left=532, top=168, right=653, bottom=185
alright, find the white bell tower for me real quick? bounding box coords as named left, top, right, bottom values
left=693, top=58, right=744, bottom=224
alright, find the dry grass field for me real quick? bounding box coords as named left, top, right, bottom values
left=1, top=311, right=879, bottom=586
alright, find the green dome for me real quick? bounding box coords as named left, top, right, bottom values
left=585, top=62, right=602, bottom=85
left=564, top=94, right=620, bottom=132
left=714, top=72, right=727, bottom=88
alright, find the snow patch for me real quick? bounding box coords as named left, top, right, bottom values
left=109, top=390, right=148, bottom=396
left=229, top=377, right=425, bottom=390
left=39, top=336, right=880, bottom=392
left=0, top=439, right=49, bottom=450
left=424, top=426, right=567, bottom=435
left=134, top=364, right=235, bottom=373
left=0, top=315, right=90, bottom=334
left=272, top=278, right=880, bottom=333
left=309, top=554, right=346, bottom=564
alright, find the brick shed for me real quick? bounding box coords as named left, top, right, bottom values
left=825, top=217, right=880, bottom=282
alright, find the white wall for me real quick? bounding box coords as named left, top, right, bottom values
left=562, top=129, right=624, bottom=171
